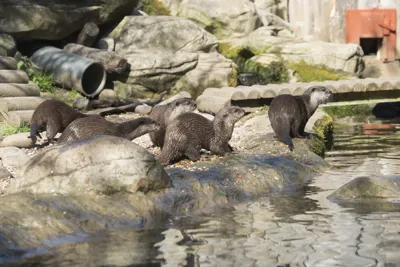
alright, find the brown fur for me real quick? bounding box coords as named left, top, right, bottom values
left=157, top=106, right=245, bottom=166
left=268, top=86, right=332, bottom=151
left=149, top=98, right=197, bottom=148
left=57, top=116, right=160, bottom=144
left=29, top=99, right=89, bottom=144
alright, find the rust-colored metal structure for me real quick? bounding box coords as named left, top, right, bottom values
left=346, top=9, right=397, bottom=62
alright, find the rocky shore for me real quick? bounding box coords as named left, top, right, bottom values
left=0, top=105, right=332, bottom=256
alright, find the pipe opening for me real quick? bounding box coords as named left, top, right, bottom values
left=81, top=62, right=106, bottom=96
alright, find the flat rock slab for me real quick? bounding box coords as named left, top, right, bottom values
left=1, top=132, right=34, bottom=148
left=6, top=135, right=171, bottom=195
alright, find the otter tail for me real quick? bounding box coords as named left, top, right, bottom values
left=277, top=135, right=294, bottom=151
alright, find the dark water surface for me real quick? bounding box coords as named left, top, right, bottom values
left=6, top=118, right=400, bottom=267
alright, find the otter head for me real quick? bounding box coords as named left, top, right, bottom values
left=167, top=97, right=197, bottom=122
left=124, top=118, right=161, bottom=140
left=304, top=86, right=332, bottom=111
left=215, top=106, right=246, bottom=125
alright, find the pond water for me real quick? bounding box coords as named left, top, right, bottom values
left=9, top=117, right=400, bottom=267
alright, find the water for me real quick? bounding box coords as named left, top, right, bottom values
left=9, top=118, right=400, bottom=267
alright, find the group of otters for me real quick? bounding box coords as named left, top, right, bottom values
left=27, top=86, right=332, bottom=166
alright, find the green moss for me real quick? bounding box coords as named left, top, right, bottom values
left=323, top=104, right=373, bottom=119
left=289, top=60, right=348, bottom=82
left=0, top=122, right=30, bottom=137
left=244, top=60, right=289, bottom=84
left=308, top=114, right=334, bottom=156
left=204, top=21, right=225, bottom=40
left=229, top=65, right=238, bottom=87
left=141, top=0, right=171, bottom=16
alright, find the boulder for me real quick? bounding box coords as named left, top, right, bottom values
left=254, top=0, right=289, bottom=21
left=6, top=135, right=171, bottom=195
left=173, top=52, right=237, bottom=98
left=227, top=26, right=299, bottom=53
left=0, top=34, right=17, bottom=57
left=0, top=147, right=30, bottom=171
left=0, top=0, right=139, bottom=40
left=164, top=0, right=259, bottom=40
left=116, top=52, right=199, bottom=93
left=1, top=132, right=34, bottom=148
left=328, top=176, right=400, bottom=200
left=109, top=16, right=218, bottom=54
left=265, top=41, right=365, bottom=75
left=254, top=0, right=290, bottom=29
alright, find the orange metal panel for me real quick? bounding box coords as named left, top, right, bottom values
left=346, top=9, right=397, bottom=62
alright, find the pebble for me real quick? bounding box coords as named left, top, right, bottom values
left=135, top=104, right=152, bottom=115
left=99, top=89, right=118, bottom=101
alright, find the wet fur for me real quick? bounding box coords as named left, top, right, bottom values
left=157, top=106, right=245, bottom=166
left=268, top=86, right=332, bottom=151
left=57, top=116, right=160, bottom=144
left=29, top=99, right=89, bottom=144
left=149, top=98, right=197, bottom=148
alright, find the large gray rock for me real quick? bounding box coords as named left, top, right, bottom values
left=328, top=176, right=400, bottom=201
left=164, top=0, right=259, bottom=40
left=173, top=52, right=236, bottom=98
left=230, top=26, right=298, bottom=51
left=254, top=0, right=290, bottom=29
left=6, top=135, right=171, bottom=195
left=0, top=0, right=139, bottom=40
left=117, top=52, right=199, bottom=93
left=0, top=146, right=30, bottom=170
left=109, top=16, right=218, bottom=54
left=265, top=41, right=365, bottom=75
left=255, top=0, right=289, bottom=21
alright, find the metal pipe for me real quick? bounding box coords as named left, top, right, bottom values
left=30, top=46, right=106, bottom=97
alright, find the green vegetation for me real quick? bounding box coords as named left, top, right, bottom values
left=308, top=114, right=334, bottom=156
left=141, top=0, right=171, bottom=16
left=17, top=56, right=54, bottom=93
left=244, top=60, right=289, bottom=84
left=323, top=104, right=373, bottom=119
left=229, top=66, right=238, bottom=87
left=289, top=60, right=348, bottom=82
left=0, top=122, right=30, bottom=137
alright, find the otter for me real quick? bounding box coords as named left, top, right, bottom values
left=149, top=98, right=197, bottom=148
left=157, top=106, right=245, bottom=166
left=28, top=99, right=90, bottom=144
left=268, top=86, right=332, bottom=151
left=57, top=116, right=160, bottom=144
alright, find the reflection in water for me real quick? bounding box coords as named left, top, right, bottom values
left=8, top=118, right=400, bottom=267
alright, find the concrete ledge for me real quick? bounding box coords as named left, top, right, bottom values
left=196, top=78, right=400, bottom=114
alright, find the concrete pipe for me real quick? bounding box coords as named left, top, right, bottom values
left=30, top=46, right=106, bottom=97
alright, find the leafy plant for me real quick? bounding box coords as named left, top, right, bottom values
left=17, top=56, right=55, bottom=93
left=0, top=123, right=30, bottom=137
